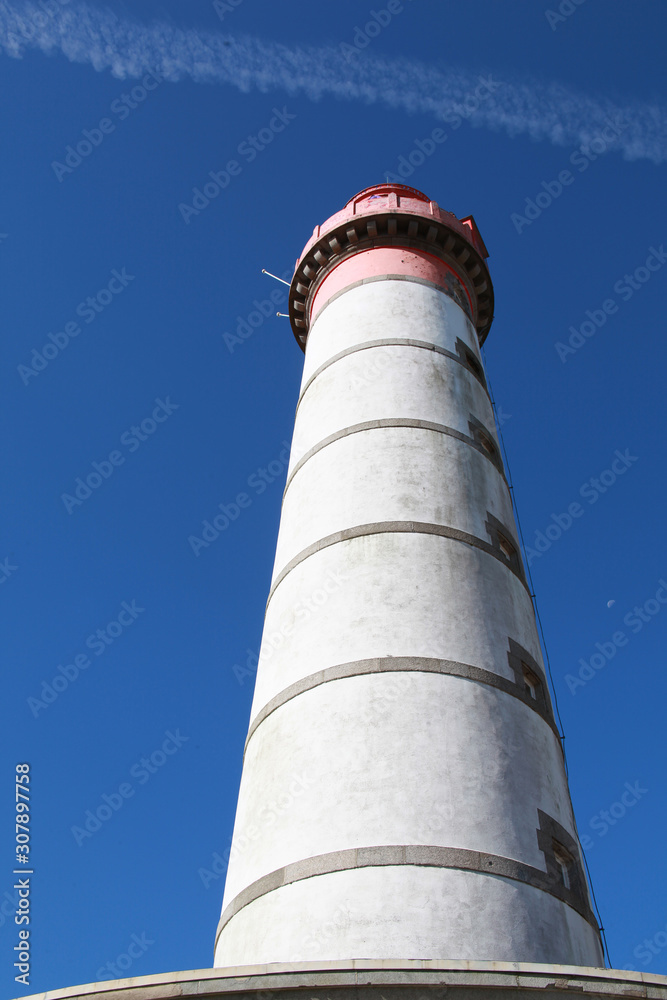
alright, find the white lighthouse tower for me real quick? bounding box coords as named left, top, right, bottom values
left=19, top=183, right=667, bottom=1000
left=213, top=184, right=604, bottom=969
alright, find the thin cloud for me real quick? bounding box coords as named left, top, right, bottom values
left=1, top=0, right=666, bottom=163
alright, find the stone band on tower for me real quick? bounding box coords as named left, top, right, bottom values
left=213, top=184, right=604, bottom=968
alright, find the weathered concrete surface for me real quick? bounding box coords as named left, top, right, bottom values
left=215, top=252, right=603, bottom=966
left=15, top=962, right=667, bottom=1000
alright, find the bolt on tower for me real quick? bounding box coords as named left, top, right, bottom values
left=214, top=184, right=604, bottom=969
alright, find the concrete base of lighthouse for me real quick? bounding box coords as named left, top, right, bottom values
left=18, top=962, right=667, bottom=1000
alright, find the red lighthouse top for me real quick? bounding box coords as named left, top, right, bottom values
left=299, top=184, right=489, bottom=263
left=288, top=183, right=493, bottom=350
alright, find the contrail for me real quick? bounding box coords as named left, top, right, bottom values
left=1, top=0, right=666, bottom=164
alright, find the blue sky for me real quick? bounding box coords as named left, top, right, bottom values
left=1, top=0, right=666, bottom=994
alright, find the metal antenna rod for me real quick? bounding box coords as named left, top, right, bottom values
left=276, top=312, right=289, bottom=317
left=262, top=268, right=290, bottom=286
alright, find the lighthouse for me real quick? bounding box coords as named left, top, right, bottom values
left=213, top=183, right=604, bottom=969
left=18, top=185, right=667, bottom=1000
